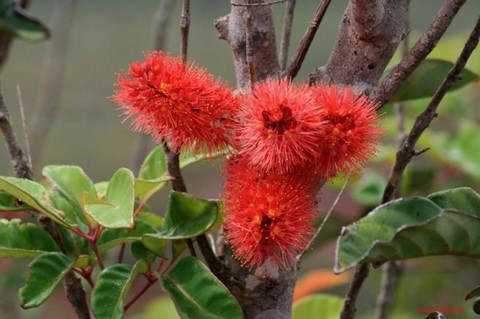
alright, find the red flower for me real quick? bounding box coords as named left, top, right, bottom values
left=223, top=156, right=317, bottom=272
left=235, top=79, right=323, bottom=173
left=313, top=85, right=382, bottom=177
left=112, top=51, right=235, bottom=154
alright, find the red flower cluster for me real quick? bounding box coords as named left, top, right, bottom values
left=112, top=51, right=234, bottom=154
left=235, top=79, right=323, bottom=173
left=112, top=53, right=381, bottom=274
left=313, top=85, right=382, bottom=177
left=223, top=156, right=316, bottom=271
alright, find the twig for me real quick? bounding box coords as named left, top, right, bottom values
left=340, top=263, right=370, bottom=319
left=180, top=0, right=190, bottom=64
left=245, top=6, right=256, bottom=89
left=16, top=85, right=32, bottom=169
left=278, top=0, right=296, bottom=71
left=231, top=0, right=284, bottom=6
left=297, top=176, right=349, bottom=260
left=375, top=261, right=404, bottom=319
left=0, top=91, right=90, bottom=319
left=383, top=15, right=480, bottom=203
left=371, top=0, right=467, bottom=108
left=0, top=92, right=32, bottom=179
left=284, top=0, right=331, bottom=80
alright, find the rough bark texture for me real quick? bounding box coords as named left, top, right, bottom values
left=311, top=0, right=409, bottom=92
left=215, top=0, right=279, bottom=91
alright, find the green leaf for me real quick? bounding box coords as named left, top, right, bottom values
left=137, top=146, right=231, bottom=200
left=335, top=187, right=480, bottom=273
left=43, top=165, right=96, bottom=225
left=0, top=3, right=50, bottom=41
left=351, top=172, right=387, bottom=206
left=0, top=192, right=31, bottom=211
left=0, top=177, right=72, bottom=226
left=144, top=192, right=218, bottom=240
left=140, top=236, right=168, bottom=258
left=0, top=219, right=60, bottom=258
left=19, top=252, right=74, bottom=308
left=92, top=260, right=148, bottom=319
left=292, top=294, right=343, bottom=319
left=161, top=256, right=243, bottom=319
left=135, top=176, right=173, bottom=200
left=139, top=145, right=167, bottom=180
left=131, top=241, right=155, bottom=261
left=84, top=168, right=135, bottom=229
left=97, top=220, right=158, bottom=253
left=390, top=59, right=479, bottom=102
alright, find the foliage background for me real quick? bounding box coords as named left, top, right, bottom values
left=0, top=0, right=479, bottom=318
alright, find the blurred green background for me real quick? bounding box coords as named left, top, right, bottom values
left=1, top=1, right=480, bottom=318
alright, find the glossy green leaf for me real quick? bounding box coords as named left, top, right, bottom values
left=179, top=147, right=231, bottom=167
left=144, top=191, right=218, bottom=240
left=161, top=256, right=243, bottom=319
left=92, top=260, right=148, bottom=319
left=135, top=176, right=173, bottom=200
left=335, top=187, right=480, bottom=273
left=19, top=252, right=74, bottom=308
left=0, top=219, right=60, bottom=258
left=390, top=59, right=479, bottom=102
left=136, top=210, right=164, bottom=228
left=131, top=241, right=155, bottom=261
left=137, top=146, right=231, bottom=200
left=43, top=165, right=97, bottom=223
left=292, top=294, right=343, bottom=319
left=139, top=145, right=167, bottom=180
left=84, top=168, right=135, bottom=229
left=140, top=236, right=167, bottom=258
left=0, top=3, right=50, bottom=41
left=351, top=172, right=387, bottom=206
left=97, top=220, right=158, bottom=253
left=0, top=192, right=31, bottom=211
left=0, top=177, right=72, bottom=226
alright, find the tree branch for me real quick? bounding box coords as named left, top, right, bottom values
left=284, top=0, right=331, bottom=80
left=371, top=0, right=467, bottom=108
left=311, top=0, right=409, bottom=91
left=383, top=15, right=480, bottom=203
left=215, top=0, right=279, bottom=90
left=340, top=264, right=370, bottom=319
left=278, top=0, right=296, bottom=71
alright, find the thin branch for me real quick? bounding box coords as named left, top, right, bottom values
left=340, top=264, right=370, bottom=319
left=231, top=0, right=284, bottom=6
left=383, top=15, right=480, bottom=203
left=0, top=92, right=32, bottom=179
left=16, top=85, right=32, bottom=169
left=375, top=261, right=404, bottom=319
left=297, top=176, right=348, bottom=260
left=371, top=0, right=467, bottom=108
left=284, top=0, right=331, bottom=80
left=180, top=0, right=190, bottom=64
left=278, top=0, right=296, bottom=71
